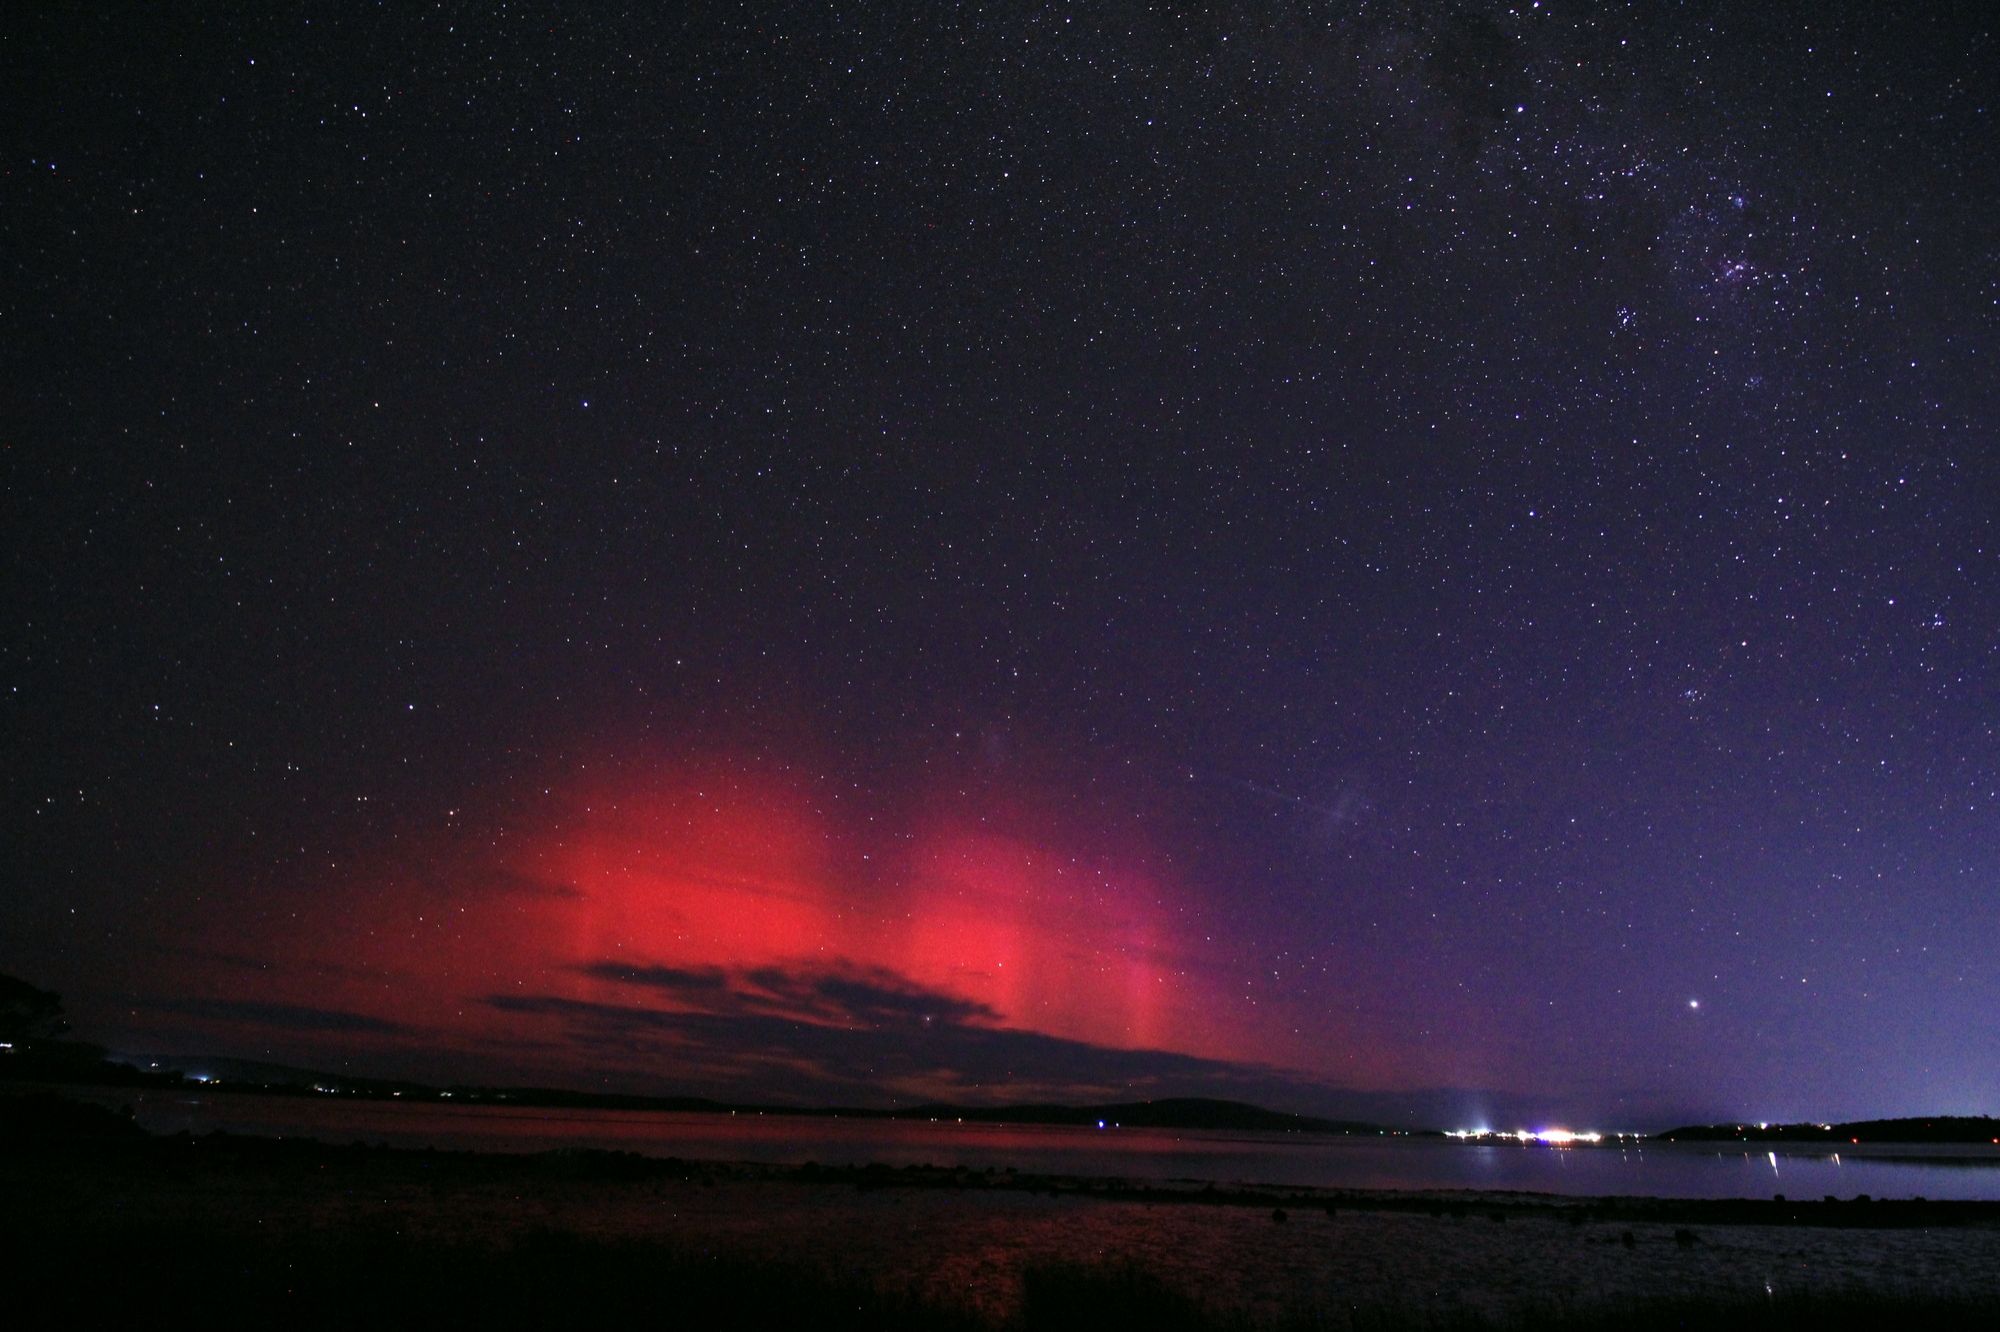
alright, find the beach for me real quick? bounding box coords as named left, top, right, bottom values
left=8, top=1114, right=1999, bottom=1328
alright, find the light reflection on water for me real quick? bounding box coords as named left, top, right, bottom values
left=111, top=1091, right=2000, bottom=1200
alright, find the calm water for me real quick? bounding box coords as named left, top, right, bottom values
left=96, top=1089, right=2000, bottom=1201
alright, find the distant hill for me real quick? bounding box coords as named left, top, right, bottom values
left=893, top=1097, right=1389, bottom=1134
left=131, top=1054, right=431, bottom=1093
left=44, top=1053, right=1395, bottom=1135
left=1658, top=1116, right=2000, bottom=1145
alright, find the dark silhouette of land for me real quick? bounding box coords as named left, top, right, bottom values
left=6, top=974, right=1996, bottom=1144
left=7, top=1088, right=1998, bottom=1229
left=1660, top=1117, right=2000, bottom=1145
left=5, top=1088, right=2000, bottom=1331
left=13, top=1040, right=2000, bottom=1143
left=8, top=1045, right=1397, bottom=1134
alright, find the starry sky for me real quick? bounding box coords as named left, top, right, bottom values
left=5, top=3, right=1997, bottom=1130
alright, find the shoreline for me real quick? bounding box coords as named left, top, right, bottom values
left=9, top=1104, right=2000, bottom=1327
left=27, top=1126, right=2000, bottom=1230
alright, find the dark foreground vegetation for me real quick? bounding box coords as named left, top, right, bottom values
left=0, top=1221, right=1990, bottom=1332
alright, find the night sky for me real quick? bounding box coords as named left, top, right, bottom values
left=6, top=3, right=1997, bottom=1130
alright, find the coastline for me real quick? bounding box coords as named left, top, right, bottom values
left=7, top=1104, right=2000, bottom=1327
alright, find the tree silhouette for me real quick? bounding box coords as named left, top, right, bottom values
left=0, top=974, right=71, bottom=1048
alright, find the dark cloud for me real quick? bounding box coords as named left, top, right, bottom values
left=580, top=958, right=1002, bottom=1030
left=578, top=962, right=731, bottom=994
left=518, top=960, right=1637, bottom=1124
left=489, top=961, right=1318, bottom=1109
left=739, top=964, right=1002, bottom=1029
